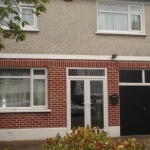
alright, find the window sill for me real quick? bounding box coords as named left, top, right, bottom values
left=4, top=28, right=40, bottom=32
left=95, top=31, right=148, bottom=36
left=0, top=109, right=51, bottom=113
left=22, top=28, right=40, bottom=32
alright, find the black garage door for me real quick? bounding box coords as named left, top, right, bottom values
left=120, top=86, right=150, bottom=136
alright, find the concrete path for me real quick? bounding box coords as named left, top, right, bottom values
left=0, top=135, right=150, bottom=150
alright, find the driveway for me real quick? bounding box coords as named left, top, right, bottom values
left=0, top=140, right=45, bottom=150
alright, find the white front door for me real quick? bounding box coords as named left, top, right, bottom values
left=67, top=71, right=108, bottom=131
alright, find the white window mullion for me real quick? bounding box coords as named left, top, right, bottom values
left=128, top=5, right=130, bottom=32
left=142, top=70, right=145, bottom=83
left=45, top=78, right=48, bottom=108
left=142, top=4, right=145, bottom=34
left=128, top=13, right=131, bottom=32
left=30, top=77, right=33, bottom=108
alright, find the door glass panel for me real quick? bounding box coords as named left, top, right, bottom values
left=90, top=81, right=104, bottom=128
left=71, top=81, right=84, bottom=129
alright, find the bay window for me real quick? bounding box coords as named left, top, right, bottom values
left=97, top=3, right=144, bottom=34
left=0, top=68, right=47, bottom=110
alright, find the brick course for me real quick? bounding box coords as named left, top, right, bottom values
left=0, top=59, right=150, bottom=129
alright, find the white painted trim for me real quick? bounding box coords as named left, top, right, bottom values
left=1, top=54, right=150, bottom=62
left=0, top=109, right=51, bottom=113
left=119, top=83, right=150, bottom=86
left=0, top=128, right=67, bottom=141
left=0, top=68, right=48, bottom=111
left=119, top=69, right=150, bottom=85
left=108, top=126, right=120, bottom=137
left=97, top=0, right=150, bottom=4
left=4, top=28, right=40, bottom=32
left=66, top=68, right=108, bottom=132
left=96, top=1, right=146, bottom=35
left=104, top=69, right=108, bottom=133
left=95, top=31, right=148, bottom=36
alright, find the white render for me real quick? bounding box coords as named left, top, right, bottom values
left=1, top=53, right=150, bottom=61
left=0, top=128, right=67, bottom=141
left=0, top=126, right=121, bottom=141
left=108, top=126, right=120, bottom=137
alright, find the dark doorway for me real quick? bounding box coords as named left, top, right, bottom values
left=120, top=86, right=150, bottom=136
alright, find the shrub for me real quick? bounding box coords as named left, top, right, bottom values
left=43, top=125, right=145, bottom=150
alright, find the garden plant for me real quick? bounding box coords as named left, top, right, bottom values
left=43, top=125, right=145, bottom=150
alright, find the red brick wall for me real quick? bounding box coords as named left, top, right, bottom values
left=0, top=59, right=150, bottom=129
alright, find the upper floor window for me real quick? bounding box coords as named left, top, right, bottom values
left=0, top=0, right=37, bottom=30
left=97, top=2, right=144, bottom=35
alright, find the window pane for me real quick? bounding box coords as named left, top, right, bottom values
left=68, top=69, right=105, bottom=76
left=0, top=0, right=4, bottom=5
left=131, top=15, right=141, bottom=30
left=33, top=79, right=45, bottom=106
left=130, top=6, right=141, bottom=13
left=119, top=70, right=142, bottom=83
left=98, top=3, right=128, bottom=12
left=34, top=70, right=45, bottom=75
left=71, top=81, right=84, bottom=128
left=2, top=7, right=19, bottom=26
left=0, top=78, right=30, bottom=107
left=22, top=9, right=34, bottom=26
left=0, top=0, right=18, bottom=6
left=0, top=69, right=30, bottom=76
left=98, top=13, right=128, bottom=31
left=145, top=70, right=150, bottom=83
left=90, top=81, right=103, bottom=128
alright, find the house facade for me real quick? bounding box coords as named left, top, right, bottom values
left=0, top=0, right=150, bottom=140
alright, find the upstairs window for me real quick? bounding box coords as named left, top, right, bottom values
left=0, top=0, right=37, bottom=30
left=97, top=3, right=144, bottom=34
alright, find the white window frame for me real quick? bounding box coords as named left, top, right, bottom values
left=0, top=68, right=50, bottom=113
left=66, top=68, right=108, bottom=133
left=119, top=69, right=150, bottom=86
left=96, top=1, right=146, bottom=36
left=0, top=1, right=38, bottom=31
left=21, top=7, right=36, bottom=29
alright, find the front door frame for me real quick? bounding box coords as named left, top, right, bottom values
left=66, top=68, right=108, bottom=132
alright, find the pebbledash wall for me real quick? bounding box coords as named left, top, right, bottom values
left=1, top=56, right=150, bottom=140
